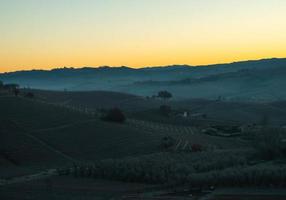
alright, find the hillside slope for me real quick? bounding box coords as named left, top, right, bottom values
left=0, top=96, right=163, bottom=175
left=24, top=90, right=161, bottom=112
left=1, top=58, right=286, bottom=101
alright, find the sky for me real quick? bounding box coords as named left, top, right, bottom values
left=0, top=0, right=286, bottom=72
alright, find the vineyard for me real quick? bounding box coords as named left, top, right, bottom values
left=1, top=92, right=286, bottom=200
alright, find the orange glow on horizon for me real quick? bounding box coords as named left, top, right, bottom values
left=1, top=0, right=286, bottom=73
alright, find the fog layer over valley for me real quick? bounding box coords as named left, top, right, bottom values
left=1, top=58, right=286, bottom=101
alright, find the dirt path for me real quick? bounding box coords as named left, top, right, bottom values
left=23, top=131, right=77, bottom=163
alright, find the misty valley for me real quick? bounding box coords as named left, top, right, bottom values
left=1, top=59, right=286, bottom=199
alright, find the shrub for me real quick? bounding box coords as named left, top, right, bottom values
left=102, top=108, right=126, bottom=123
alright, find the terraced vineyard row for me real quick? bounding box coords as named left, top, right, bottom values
left=127, top=119, right=198, bottom=136
left=126, top=119, right=245, bottom=150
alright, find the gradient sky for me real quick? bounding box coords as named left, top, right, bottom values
left=0, top=0, right=286, bottom=72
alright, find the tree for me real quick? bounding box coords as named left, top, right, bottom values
left=102, top=108, right=126, bottom=123
left=158, top=91, right=172, bottom=101
left=2, top=83, right=20, bottom=96
left=4, top=83, right=19, bottom=90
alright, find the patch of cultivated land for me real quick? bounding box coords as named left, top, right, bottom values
left=133, top=99, right=286, bottom=126
left=25, top=89, right=161, bottom=112
left=0, top=96, right=92, bottom=177
left=32, top=120, right=163, bottom=161
left=0, top=96, right=91, bottom=130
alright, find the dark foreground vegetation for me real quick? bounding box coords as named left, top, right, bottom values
left=58, top=126, right=286, bottom=187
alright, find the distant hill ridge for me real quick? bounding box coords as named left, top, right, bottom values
left=1, top=58, right=285, bottom=74
left=1, top=58, right=286, bottom=101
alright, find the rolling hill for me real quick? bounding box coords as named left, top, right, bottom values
left=0, top=94, right=248, bottom=178
left=0, top=96, right=162, bottom=176
left=22, top=89, right=161, bottom=112
left=16, top=89, right=286, bottom=126
left=1, top=58, right=286, bottom=101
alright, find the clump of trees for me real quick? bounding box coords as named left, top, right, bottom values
left=101, top=108, right=126, bottom=123
left=0, top=81, right=20, bottom=96
left=0, top=81, right=35, bottom=98
left=157, top=90, right=172, bottom=101
left=3, top=83, right=19, bottom=91
left=157, top=91, right=173, bottom=116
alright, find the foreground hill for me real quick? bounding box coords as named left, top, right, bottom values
left=19, top=89, right=286, bottom=126
left=1, top=58, right=286, bottom=101
left=0, top=96, right=161, bottom=177
left=0, top=95, right=248, bottom=176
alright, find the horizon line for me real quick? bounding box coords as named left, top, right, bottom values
left=1, top=57, right=285, bottom=74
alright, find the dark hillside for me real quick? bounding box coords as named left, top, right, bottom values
left=22, top=89, right=161, bottom=112
left=0, top=96, right=163, bottom=172
left=0, top=121, right=69, bottom=177
left=32, top=121, right=162, bottom=161
left=0, top=96, right=90, bottom=130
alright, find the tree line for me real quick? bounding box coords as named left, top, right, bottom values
left=0, top=80, right=34, bottom=98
